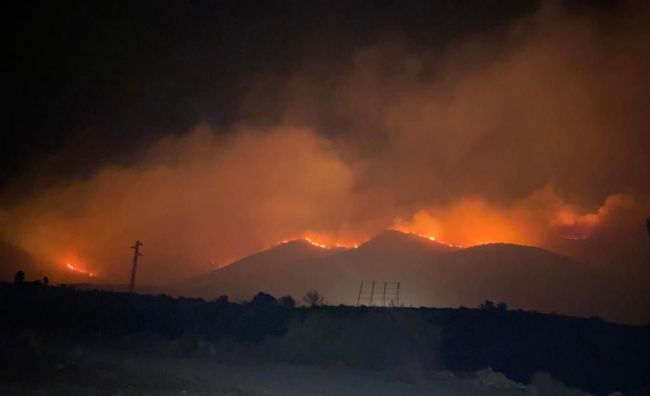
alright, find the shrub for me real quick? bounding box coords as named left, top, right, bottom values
left=280, top=309, right=442, bottom=370
left=278, top=296, right=296, bottom=309
left=302, top=290, right=324, bottom=307
left=251, top=292, right=277, bottom=306
left=479, top=300, right=495, bottom=310
left=529, top=372, right=591, bottom=396
left=14, top=270, right=25, bottom=284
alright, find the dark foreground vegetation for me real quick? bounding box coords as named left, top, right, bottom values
left=1, top=281, right=649, bottom=395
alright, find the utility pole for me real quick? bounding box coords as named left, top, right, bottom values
left=646, top=218, right=650, bottom=273
left=395, top=282, right=400, bottom=307
left=357, top=281, right=364, bottom=306
left=129, top=240, right=143, bottom=293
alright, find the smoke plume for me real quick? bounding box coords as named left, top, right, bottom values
left=1, top=1, right=648, bottom=289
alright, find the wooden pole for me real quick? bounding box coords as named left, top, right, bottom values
left=129, top=240, right=143, bottom=293
left=356, top=281, right=364, bottom=306
left=395, top=282, right=399, bottom=307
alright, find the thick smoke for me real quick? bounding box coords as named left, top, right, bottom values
left=1, top=127, right=362, bottom=282
left=1, top=2, right=649, bottom=286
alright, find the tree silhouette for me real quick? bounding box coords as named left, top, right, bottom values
left=213, top=295, right=228, bottom=305
left=302, top=290, right=324, bottom=307
left=14, top=270, right=25, bottom=284
left=278, top=295, right=296, bottom=309
left=251, top=292, right=277, bottom=306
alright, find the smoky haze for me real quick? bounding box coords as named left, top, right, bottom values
left=1, top=1, right=649, bottom=296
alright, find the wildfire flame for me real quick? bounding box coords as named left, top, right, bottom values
left=276, top=237, right=359, bottom=250
left=65, top=262, right=95, bottom=277
left=304, top=237, right=358, bottom=249
left=279, top=231, right=461, bottom=250
left=405, top=232, right=464, bottom=248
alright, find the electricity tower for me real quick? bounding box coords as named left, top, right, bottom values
left=356, top=280, right=400, bottom=307
left=129, top=240, right=143, bottom=293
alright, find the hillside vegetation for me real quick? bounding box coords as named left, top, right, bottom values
left=1, top=282, right=649, bottom=395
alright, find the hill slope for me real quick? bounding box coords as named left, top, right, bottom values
left=171, top=231, right=612, bottom=319
left=0, top=239, right=44, bottom=281
left=0, top=239, right=98, bottom=284
left=173, top=239, right=346, bottom=299
left=409, top=243, right=604, bottom=316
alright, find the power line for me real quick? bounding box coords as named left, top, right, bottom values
left=356, top=280, right=400, bottom=307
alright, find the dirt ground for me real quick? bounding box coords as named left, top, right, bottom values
left=0, top=345, right=590, bottom=396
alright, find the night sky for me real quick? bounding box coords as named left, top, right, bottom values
left=2, top=0, right=648, bottom=321
left=5, top=0, right=541, bottom=191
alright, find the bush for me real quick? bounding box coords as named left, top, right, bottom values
left=14, top=270, right=25, bottom=284
left=278, top=296, right=296, bottom=309
left=302, top=290, right=324, bottom=307
left=280, top=309, right=442, bottom=370
left=529, top=372, right=592, bottom=396
left=479, top=300, right=495, bottom=310
left=251, top=292, right=277, bottom=306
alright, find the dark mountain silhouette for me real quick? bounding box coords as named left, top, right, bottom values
left=0, top=239, right=43, bottom=281
left=0, top=239, right=94, bottom=284
left=172, top=230, right=609, bottom=319
left=172, top=239, right=346, bottom=300
left=409, top=243, right=606, bottom=317
left=356, top=229, right=459, bottom=255
left=277, top=230, right=461, bottom=305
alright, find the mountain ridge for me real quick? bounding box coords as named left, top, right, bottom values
left=171, top=230, right=605, bottom=319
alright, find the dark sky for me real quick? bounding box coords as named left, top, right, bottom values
left=4, top=0, right=547, bottom=194
left=3, top=0, right=647, bottom=303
